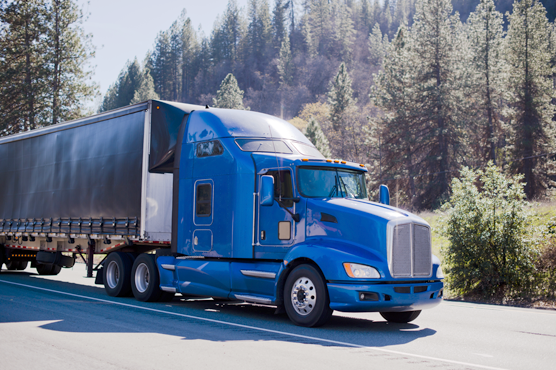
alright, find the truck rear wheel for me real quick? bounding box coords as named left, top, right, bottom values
left=380, top=310, right=421, bottom=323
left=35, top=263, right=62, bottom=275
left=284, top=264, right=333, bottom=327
left=104, top=252, right=133, bottom=297
left=131, top=254, right=173, bottom=302
left=6, top=260, right=19, bottom=270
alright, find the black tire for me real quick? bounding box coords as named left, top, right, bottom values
left=284, top=264, right=333, bottom=327
left=131, top=254, right=173, bottom=302
left=50, top=264, right=62, bottom=275
left=103, top=252, right=133, bottom=297
left=380, top=310, right=421, bottom=323
left=17, top=261, right=28, bottom=270
left=6, top=260, right=19, bottom=270
left=36, top=263, right=53, bottom=275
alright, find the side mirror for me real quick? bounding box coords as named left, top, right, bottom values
left=379, top=184, right=390, bottom=205
left=260, top=175, right=274, bottom=206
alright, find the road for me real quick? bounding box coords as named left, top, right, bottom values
left=1, top=265, right=555, bottom=370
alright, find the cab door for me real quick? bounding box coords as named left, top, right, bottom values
left=257, top=168, right=296, bottom=246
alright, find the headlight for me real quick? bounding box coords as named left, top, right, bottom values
left=436, top=266, right=444, bottom=279
left=343, top=263, right=381, bottom=278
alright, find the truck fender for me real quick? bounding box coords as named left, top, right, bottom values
left=282, top=240, right=387, bottom=283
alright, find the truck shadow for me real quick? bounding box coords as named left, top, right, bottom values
left=0, top=273, right=437, bottom=348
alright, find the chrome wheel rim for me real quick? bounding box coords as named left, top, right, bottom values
left=135, top=263, right=149, bottom=293
left=106, top=260, right=119, bottom=289
left=291, top=276, right=316, bottom=316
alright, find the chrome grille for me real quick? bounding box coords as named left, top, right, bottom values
left=390, top=223, right=432, bottom=278
left=413, top=224, right=432, bottom=276
left=392, top=223, right=411, bottom=277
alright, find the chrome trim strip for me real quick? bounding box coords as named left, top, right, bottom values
left=161, top=264, right=175, bottom=271
left=234, top=294, right=272, bottom=304
left=240, top=270, right=276, bottom=279
left=161, top=286, right=177, bottom=293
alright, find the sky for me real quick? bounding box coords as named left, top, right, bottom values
left=78, top=0, right=249, bottom=100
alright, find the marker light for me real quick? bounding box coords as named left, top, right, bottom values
left=343, top=263, right=381, bottom=279
left=360, top=164, right=365, bottom=167
left=302, top=158, right=309, bottom=162
left=326, top=159, right=332, bottom=163
left=341, top=161, right=346, bottom=164
left=334, top=160, right=339, bottom=163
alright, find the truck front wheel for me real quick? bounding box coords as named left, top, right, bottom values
left=284, top=264, right=333, bottom=327
left=380, top=310, right=421, bottom=323
left=131, top=254, right=174, bottom=302
left=103, top=252, right=133, bottom=297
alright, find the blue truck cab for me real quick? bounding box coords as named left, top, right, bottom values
left=156, top=106, right=444, bottom=327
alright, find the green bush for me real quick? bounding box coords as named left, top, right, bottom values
left=439, top=164, right=540, bottom=299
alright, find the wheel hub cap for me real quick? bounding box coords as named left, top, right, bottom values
left=291, top=277, right=316, bottom=316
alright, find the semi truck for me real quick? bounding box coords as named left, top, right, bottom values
left=0, top=100, right=444, bottom=327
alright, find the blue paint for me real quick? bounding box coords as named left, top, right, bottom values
left=160, top=107, right=443, bottom=318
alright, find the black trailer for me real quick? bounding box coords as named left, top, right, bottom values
left=0, top=100, right=202, bottom=276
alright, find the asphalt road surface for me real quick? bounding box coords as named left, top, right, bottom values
left=1, top=265, right=555, bottom=370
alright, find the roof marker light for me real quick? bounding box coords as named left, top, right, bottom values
left=334, top=160, right=339, bottom=163
left=360, top=164, right=365, bottom=167
left=341, top=161, right=346, bottom=164
left=326, top=159, right=332, bottom=163
left=302, top=158, right=309, bottom=162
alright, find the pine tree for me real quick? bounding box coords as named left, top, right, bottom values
left=328, top=62, right=355, bottom=131
left=277, top=36, right=293, bottom=86
left=304, top=117, right=331, bottom=157
left=47, top=0, right=96, bottom=125
left=0, top=0, right=49, bottom=134
left=506, top=0, right=556, bottom=199
left=327, top=62, right=358, bottom=159
left=467, top=0, right=507, bottom=165
left=372, top=26, right=419, bottom=206
left=247, top=0, right=272, bottom=70
left=130, top=69, right=159, bottom=104
left=368, top=23, right=386, bottom=67
left=100, top=59, right=142, bottom=111
left=407, top=0, right=469, bottom=208
left=334, top=2, right=356, bottom=62
left=213, top=73, right=248, bottom=109
left=272, top=0, right=288, bottom=52
left=180, top=10, right=199, bottom=102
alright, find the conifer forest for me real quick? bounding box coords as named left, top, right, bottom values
left=2, top=0, right=556, bottom=211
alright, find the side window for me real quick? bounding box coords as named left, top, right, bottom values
left=267, top=170, right=293, bottom=207
left=196, top=184, right=212, bottom=217
left=196, top=140, right=224, bottom=158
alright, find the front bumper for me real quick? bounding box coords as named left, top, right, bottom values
left=327, top=280, right=444, bottom=312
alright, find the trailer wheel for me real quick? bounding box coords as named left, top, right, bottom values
left=35, top=263, right=62, bottom=275
left=284, top=264, right=333, bottom=327
left=380, top=310, right=421, bottom=323
left=103, top=252, right=133, bottom=297
left=17, top=261, right=28, bottom=270
left=6, top=260, right=19, bottom=270
left=131, top=254, right=172, bottom=302
left=0, top=245, right=4, bottom=270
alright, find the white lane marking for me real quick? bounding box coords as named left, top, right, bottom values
left=0, top=279, right=509, bottom=370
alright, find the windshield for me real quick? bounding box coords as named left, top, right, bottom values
left=298, top=167, right=368, bottom=199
